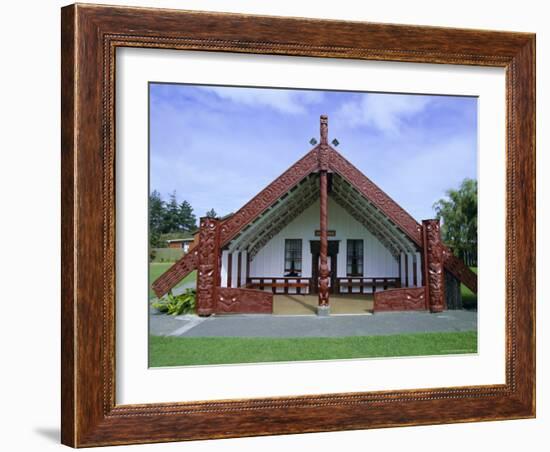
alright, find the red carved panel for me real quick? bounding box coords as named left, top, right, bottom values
left=373, top=287, right=426, bottom=312
left=219, top=148, right=320, bottom=245
left=329, top=149, right=423, bottom=246
left=442, top=246, right=478, bottom=293
left=152, top=248, right=198, bottom=298
left=216, top=287, right=273, bottom=314
left=196, top=218, right=221, bottom=316
left=422, top=219, right=445, bottom=313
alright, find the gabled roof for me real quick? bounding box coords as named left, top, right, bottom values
left=215, top=143, right=423, bottom=252
left=152, top=115, right=476, bottom=297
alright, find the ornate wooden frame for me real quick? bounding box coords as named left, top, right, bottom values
left=61, top=3, right=535, bottom=447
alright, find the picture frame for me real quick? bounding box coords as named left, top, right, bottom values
left=61, top=3, right=535, bottom=447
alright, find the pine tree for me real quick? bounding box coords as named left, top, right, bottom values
left=149, top=190, right=164, bottom=247
left=149, top=190, right=197, bottom=239
left=205, top=208, right=218, bottom=219
left=162, top=191, right=181, bottom=233
left=179, top=200, right=197, bottom=231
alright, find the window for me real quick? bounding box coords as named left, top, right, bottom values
left=347, top=239, right=364, bottom=276
left=284, top=239, right=302, bottom=276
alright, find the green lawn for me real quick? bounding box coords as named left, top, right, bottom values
left=149, top=263, right=196, bottom=299
left=461, top=267, right=478, bottom=310
left=149, top=331, right=477, bottom=367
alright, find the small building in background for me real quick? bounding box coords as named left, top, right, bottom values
left=167, top=234, right=196, bottom=253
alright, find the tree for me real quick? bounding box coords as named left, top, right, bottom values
left=205, top=208, right=218, bottom=219
left=149, top=190, right=197, bottom=242
left=149, top=190, right=164, bottom=247
left=161, top=191, right=181, bottom=233
left=179, top=200, right=197, bottom=231
left=160, top=191, right=197, bottom=233
left=433, top=178, right=477, bottom=265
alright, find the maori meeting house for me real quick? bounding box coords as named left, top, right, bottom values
left=152, top=115, right=477, bottom=316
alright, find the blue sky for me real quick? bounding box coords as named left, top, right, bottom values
left=149, top=83, right=477, bottom=223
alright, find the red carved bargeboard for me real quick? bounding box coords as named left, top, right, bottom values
left=216, top=287, right=273, bottom=314
left=442, top=245, right=478, bottom=293
left=219, top=148, right=320, bottom=246
left=151, top=149, right=319, bottom=298
left=152, top=248, right=199, bottom=298
left=373, top=287, right=426, bottom=312
left=329, top=149, right=423, bottom=247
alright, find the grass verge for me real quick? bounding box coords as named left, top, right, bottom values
left=149, top=331, right=477, bottom=367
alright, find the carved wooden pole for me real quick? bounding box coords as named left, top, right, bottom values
left=422, top=219, right=445, bottom=313
left=318, top=115, right=330, bottom=313
left=318, top=171, right=330, bottom=308
left=196, top=217, right=221, bottom=316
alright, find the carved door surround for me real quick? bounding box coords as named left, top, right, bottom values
left=310, top=240, right=339, bottom=294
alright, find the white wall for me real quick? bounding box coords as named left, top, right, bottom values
left=220, top=250, right=229, bottom=286
left=247, top=197, right=401, bottom=286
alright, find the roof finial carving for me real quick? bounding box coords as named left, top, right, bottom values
left=319, top=115, right=330, bottom=170
left=320, top=114, right=328, bottom=145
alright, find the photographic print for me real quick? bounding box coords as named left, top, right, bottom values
left=147, top=83, right=478, bottom=368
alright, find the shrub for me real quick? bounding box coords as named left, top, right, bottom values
left=152, top=289, right=196, bottom=315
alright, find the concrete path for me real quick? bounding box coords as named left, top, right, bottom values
left=150, top=310, right=477, bottom=338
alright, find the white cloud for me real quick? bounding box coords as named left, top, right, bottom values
left=201, top=86, right=323, bottom=114
left=338, top=93, right=431, bottom=135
